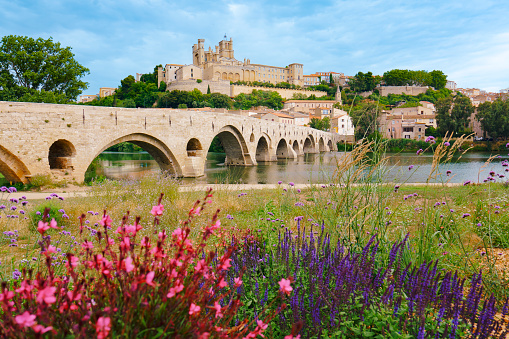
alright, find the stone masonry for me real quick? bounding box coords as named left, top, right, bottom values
left=0, top=101, right=340, bottom=184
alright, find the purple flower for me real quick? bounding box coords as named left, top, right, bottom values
left=226, top=214, right=234, bottom=220
left=408, top=165, right=414, bottom=170
left=278, top=181, right=282, bottom=185
left=295, top=202, right=304, bottom=207
left=9, top=187, right=17, bottom=193
left=297, top=189, right=301, bottom=193
left=425, top=136, right=435, bottom=143
left=444, top=141, right=450, bottom=146
left=446, top=170, right=452, bottom=176
left=463, top=180, right=471, bottom=186
left=462, top=213, right=471, bottom=218
left=10, top=206, right=17, bottom=211
left=477, top=223, right=482, bottom=227
left=506, top=142, right=509, bottom=148
left=289, top=182, right=294, bottom=186
left=416, top=149, right=423, bottom=155
left=36, top=211, right=41, bottom=215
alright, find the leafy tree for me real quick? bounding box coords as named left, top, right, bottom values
left=349, top=101, right=383, bottom=139
left=329, top=74, right=333, bottom=84
left=436, top=94, right=474, bottom=136
left=348, top=72, right=379, bottom=93
left=233, top=90, right=282, bottom=110
left=116, top=75, right=136, bottom=100
left=428, top=70, right=447, bottom=90
left=309, top=117, right=330, bottom=131
left=207, top=85, right=211, bottom=94
left=159, top=81, right=166, bottom=92
left=476, top=98, right=509, bottom=140
left=0, top=35, right=89, bottom=101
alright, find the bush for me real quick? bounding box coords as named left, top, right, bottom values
left=29, top=174, right=53, bottom=190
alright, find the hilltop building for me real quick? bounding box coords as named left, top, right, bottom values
left=157, top=37, right=304, bottom=88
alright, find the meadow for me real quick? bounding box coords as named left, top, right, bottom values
left=1, top=137, right=509, bottom=338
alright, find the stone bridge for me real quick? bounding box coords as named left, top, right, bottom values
left=0, top=101, right=341, bottom=184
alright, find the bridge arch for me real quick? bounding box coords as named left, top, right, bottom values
left=318, top=137, right=326, bottom=152
left=0, top=145, right=31, bottom=184
left=88, top=133, right=181, bottom=176
left=327, top=139, right=334, bottom=151
left=212, top=125, right=252, bottom=166
left=49, top=139, right=76, bottom=170
left=292, top=140, right=300, bottom=154
left=186, top=138, right=203, bottom=157
left=255, top=136, right=270, bottom=162
left=276, top=139, right=290, bottom=159
left=303, top=137, right=315, bottom=153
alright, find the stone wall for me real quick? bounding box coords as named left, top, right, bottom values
left=230, top=85, right=327, bottom=99
left=378, top=86, right=429, bottom=96
left=167, top=80, right=231, bottom=96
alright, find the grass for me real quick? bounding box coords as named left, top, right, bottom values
left=2, top=138, right=509, bottom=336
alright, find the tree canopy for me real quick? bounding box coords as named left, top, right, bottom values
left=435, top=94, right=474, bottom=136
left=349, top=101, right=384, bottom=139
left=382, top=69, right=447, bottom=90
left=0, top=35, right=89, bottom=102
left=309, top=117, right=330, bottom=131
left=476, top=98, right=509, bottom=140
left=348, top=72, right=380, bottom=93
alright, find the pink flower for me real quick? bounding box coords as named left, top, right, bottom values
left=234, top=277, right=243, bottom=287
left=43, top=245, right=57, bottom=255
left=32, top=325, right=53, bottom=333
left=15, top=311, right=36, bottom=327
left=151, top=204, right=164, bottom=216
left=256, top=320, right=268, bottom=331
left=285, top=335, right=301, bottom=339
left=278, top=278, right=293, bottom=295
left=195, top=259, right=207, bottom=273
left=198, top=333, right=210, bottom=339
left=146, top=271, right=156, bottom=287
left=218, top=278, right=227, bottom=288
left=49, top=218, right=58, bottom=229
left=120, top=236, right=130, bottom=249
left=140, top=237, right=150, bottom=248
left=189, top=303, right=201, bottom=315
left=167, top=283, right=184, bottom=298
left=107, top=238, right=115, bottom=246
left=99, top=214, right=112, bottom=227
left=124, top=257, right=135, bottom=272
left=214, top=301, right=223, bottom=318
left=219, top=258, right=231, bottom=271
left=96, top=317, right=111, bottom=339
left=36, top=286, right=57, bottom=304
left=190, top=206, right=201, bottom=216
left=37, top=221, right=50, bottom=234
left=66, top=255, right=79, bottom=269
left=81, top=240, right=94, bottom=250
left=16, top=280, right=34, bottom=294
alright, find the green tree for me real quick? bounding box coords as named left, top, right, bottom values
left=116, top=75, right=136, bottom=100
left=207, top=85, right=211, bottom=94
left=436, top=94, right=474, bottom=136
left=428, top=70, right=447, bottom=90
left=309, top=118, right=330, bottom=131
left=0, top=35, right=89, bottom=101
left=476, top=98, right=509, bottom=140
left=349, top=101, right=383, bottom=139
left=349, top=72, right=378, bottom=93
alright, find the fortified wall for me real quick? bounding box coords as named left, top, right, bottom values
left=378, top=86, right=429, bottom=96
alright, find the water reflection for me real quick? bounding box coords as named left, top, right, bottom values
left=85, top=151, right=509, bottom=184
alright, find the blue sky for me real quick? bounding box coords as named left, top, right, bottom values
left=1, top=0, right=508, bottom=97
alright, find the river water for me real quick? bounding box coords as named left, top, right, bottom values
left=85, top=151, right=509, bottom=185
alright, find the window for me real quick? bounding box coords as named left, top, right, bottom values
left=429, top=119, right=434, bottom=123
left=405, top=135, right=410, bottom=139
left=418, top=128, right=421, bottom=132
left=392, top=121, right=395, bottom=125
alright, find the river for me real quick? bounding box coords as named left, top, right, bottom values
left=84, top=151, right=509, bottom=185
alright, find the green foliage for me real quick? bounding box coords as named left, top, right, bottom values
left=306, top=83, right=338, bottom=97
left=29, top=174, right=53, bottom=189
left=382, top=69, right=447, bottom=90
left=368, top=88, right=452, bottom=107
left=476, top=98, right=509, bottom=140
left=436, top=94, right=474, bottom=137
left=232, top=80, right=302, bottom=90
left=385, top=138, right=432, bottom=152
left=105, top=142, right=144, bottom=152
left=157, top=90, right=232, bottom=109
left=207, top=85, right=211, bottom=94
left=309, top=117, right=330, bottom=131
left=208, top=136, right=225, bottom=153
left=349, top=101, right=383, bottom=139
left=196, top=79, right=202, bottom=83
left=348, top=72, right=380, bottom=93
left=0, top=35, right=89, bottom=101
left=233, top=89, right=283, bottom=110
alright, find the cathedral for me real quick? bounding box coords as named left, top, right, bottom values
left=157, top=37, right=304, bottom=88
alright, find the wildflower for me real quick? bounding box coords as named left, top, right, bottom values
left=218, top=277, right=227, bottom=288
left=99, top=214, right=112, bottom=227
left=289, top=182, right=294, bottom=186
left=189, top=303, right=201, bottom=316
left=214, top=302, right=223, bottom=318
left=425, top=136, right=435, bottom=143
left=43, top=245, right=58, bottom=255
left=285, top=336, right=301, bottom=339
left=234, top=277, right=243, bottom=287
left=37, top=221, right=50, bottom=235
left=124, top=257, right=135, bottom=272
left=416, top=149, right=423, bottom=155
left=444, top=141, right=450, bottom=146
left=278, top=278, right=293, bottom=295
left=226, top=214, right=234, bottom=220
left=394, top=185, right=400, bottom=192
left=446, top=170, right=452, bottom=176
left=278, top=181, right=282, bottom=184
left=32, top=325, right=53, bottom=334
left=477, top=223, right=482, bottom=227
left=96, top=317, right=111, bottom=339
left=506, top=142, right=509, bottom=148
left=36, top=286, right=57, bottom=304
left=66, top=255, right=79, bottom=269
left=15, top=311, right=37, bottom=327
left=463, top=180, right=471, bottom=186
left=408, top=165, right=414, bottom=170
left=81, top=240, right=94, bottom=250
left=146, top=271, right=156, bottom=287
left=151, top=203, right=164, bottom=216
left=462, top=213, right=471, bottom=218
left=167, top=283, right=184, bottom=298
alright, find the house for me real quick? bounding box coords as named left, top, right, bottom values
left=261, top=112, right=295, bottom=124
left=283, top=100, right=336, bottom=114
left=331, top=113, right=355, bottom=136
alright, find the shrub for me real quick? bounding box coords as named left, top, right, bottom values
left=29, top=174, right=53, bottom=190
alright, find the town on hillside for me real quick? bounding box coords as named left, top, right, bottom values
left=79, top=36, right=509, bottom=142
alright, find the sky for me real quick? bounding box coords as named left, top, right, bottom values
left=1, top=0, right=508, bottom=97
